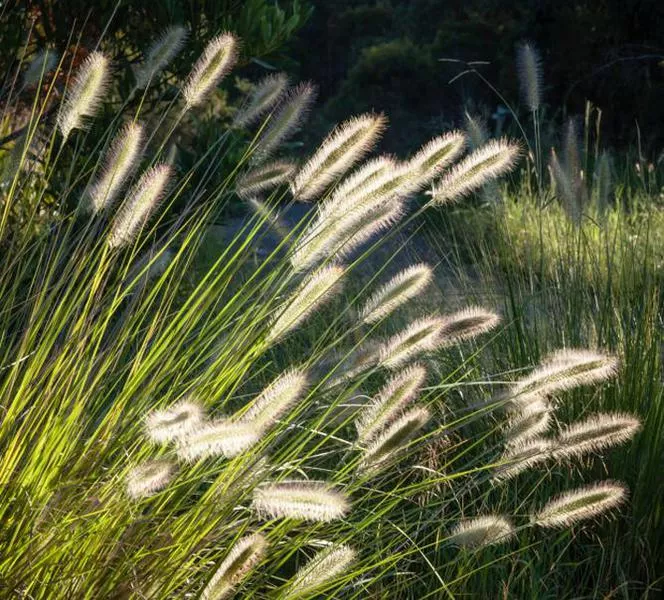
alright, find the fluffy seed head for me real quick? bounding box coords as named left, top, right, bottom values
left=359, top=407, right=430, bottom=474
left=360, top=264, right=433, bottom=324
left=429, top=139, right=520, bottom=205
left=266, top=264, right=345, bottom=344
left=356, top=363, right=427, bottom=443
left=201, top=534, right=267, bottom=600
left=437, top=307, right=501, bottom=346
left=448, top=515, right=515, bottom=548
left=554, top=412, right=641, bottom=460
left=252, top=480, right=349, bottom=522
left=290, top=113, right=388, bottom=201
left=550, top=148, right=580, bottom=224
left=57, top=51, right=110, bottom=141
left=377, top=315, right=448, bottom=369
left=252, top=82, right=317, bottom=164
left=233, top=72, right=289, bottom=127
left=145, top=399, right=205, bottom=444
left=126, top=459, right=175, bottom=499
left=235, top=160, right=297, bottom=199
left=399, top=131, right=467, bottom=194
left=134, top=25, right=188, bottom=90
left=516, top=42, right=542, bottom=112
left=511, top=349, right=619, bottom=406
left=492, top=438, right=555, bottom=481
left=283, top=544, right=356, bottom=599
left=504, top=398, right=552, bottom=447
left=237, top=368, right=308, bottom=432
left=183, top=33, right=238, bottom=109
left=464, top=111, right=489, bottom=149
left=176, top=420, right=259, bottom=462
left=87, top=122, right=144, bottom=213
left=108, top=164, right=172, bottom=248
left=531, top=481, right=628, bottom=529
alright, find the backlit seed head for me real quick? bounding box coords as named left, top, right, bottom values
left=360, top=264, right=433, bottom=325
left=492, top=438, right=556, bottom=481
left=145, top=398, right=205, bottom=444
left=377, top=316, right=448, bottom=369
left=235, top=160, right=297, bottom=199
left=437, top=306, right=501, bottom=346
left=504, top=398, right=552, bottom=447
left=283, top=544, right=356, bottom=599
left=531, top=481, right=628, bottom=529
left=57, top=51, right=110, bottom=141
left=126, top=459, right=176, bottom=499
left=183, top=33, right=238, bottom=109
left=516, top=42, right=542, bottom=112
left=252, top=480, right=349, bottom=522
left=448, top=515, right=515, bottom=548
left=134, top=25, right=188, bottom=90
left=233, top=72, right=289, bottom=128
left=176, top=420, right=259, bottom=462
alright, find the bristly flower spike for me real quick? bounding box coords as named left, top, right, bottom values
left=283, top=544, right=357, bottom=599
left=252, top=480, right=349, bottom=522
left=86, top=122, right=144, bottom=213
left=200, top=534, right=267, bottom=600
left=233, top=72, right=289, bottom=127
left=492, top=438, right=555, bottom=481
left=553, top=412, right=641, bottom=460
left=134, top=25, right=188, bottom=90
left=290, top=113, right=388, bottom=201
left=237, top=367, right=308, bottom=433
left=251, top=82, right=317, bottom=164
left=448, top=515, right=515, bottom=548
left=176, top=420, right=259, bottom=462
left=429, top=138, right=520, bottom=205
left=266, top=264, right=345, bottom=345
left=183, top=32, right=238, bottom=109
left=377, top=315, right=447, bottom=370
left=144, top=398, right=205, bottom=444
left=436, top=306, right=500, bottom=346
left=108, top=164, right=172, bottom=248
left=359, top=264, right=433, bottom=324
left=359, top=407, right=430, bottom=474
left=57, top=51, right=110, bottom=142
left=126, top=459, right=176, bottom=499
left=531, top=481, right=628, bottom=529
left=356, top=363, right=427, bottom=443
left=516, top=42, right=542, bottom=112
left=235, top=160, right=297, bottom=199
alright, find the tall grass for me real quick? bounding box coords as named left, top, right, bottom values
left=0, top=26, right=648, bottom=600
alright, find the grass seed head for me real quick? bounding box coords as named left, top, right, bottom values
left=448, top=515, right=515, bottom=548
left=134, top=25, right=188, bottom=90
left=235, top=160, right=297, bottom=199
left=183, top=32, right=238, bottom=109
left=126, top=459, right=176, bottom=499
left=233, top=72, right=290, bottom=127
left=283, top=544, right=356, bottom=599
left=438, top=306, right=501, bottom=346
left=531, top=481, right=628, bottom=529
left=145, top=398, right=205, bottom=444
left=57, top=51, right=110, bottom=141
left=176, top=420, right=259, bottom=462
left=516, top=42, right=542, bottom=112
left=252, top=480, right=350, bottom=522
left=377, top=315, right=448, bottom=369
left=492, top=438, right=555, bottom=481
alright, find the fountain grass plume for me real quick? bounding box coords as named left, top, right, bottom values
left=233, top=72, right=289, bottom=127
left=252, top=480, right=350, bottom=522
left=291, top=113, right=388, bottom=201
left=516, top=42, right=542, bottom=112
left=400, top=131, right=466, bottom=194
left=251, top=82, right=317, bottom=164
left=133, top=25, right=188, bottom=90
left=86, top=122, right=144, bottom=213
left=437, top=306, right=501, bottom=346
left=377, top=315, right=448, bottom=370
left=359, top=264, right=433, bottom=324
left=235, top=160, right=297, bottom=199
left=183, top=32, right=238, bottom=109
left=554, top=412, right=641, bottom=460
left=359, top=406, right=430, bottom=474
left=504, top=398, right=552, bottom=447
left=531, top=481, right=628, bottom=529
left=237, top=367, right=308, bottom=432
left=57, top=51, right=110, bottom=142
left=200, top=534, right=267, bottom=600
left=356, top=363, right=427, bottom=443
left=266, top=264, right=345, bottom=344
left=429, top=138, right=520, bottom=205
left=550, top=148, right=580, bottom=223
left=448, top=515, right=515, bottom=548
left=145, top=398, right=205, bottom=444
left=176, top=420, right=259, bottom=462
left=126, top=459, right=176, bottom=499
left=493, top=438, right=556, bottom=481
left=464, top=111, right=489, bottom=149
left=108, top=164, right=172, bottom=248
left=510, top=349, right=619, bottom=406
left=283, top=544, right=356, bottom=599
